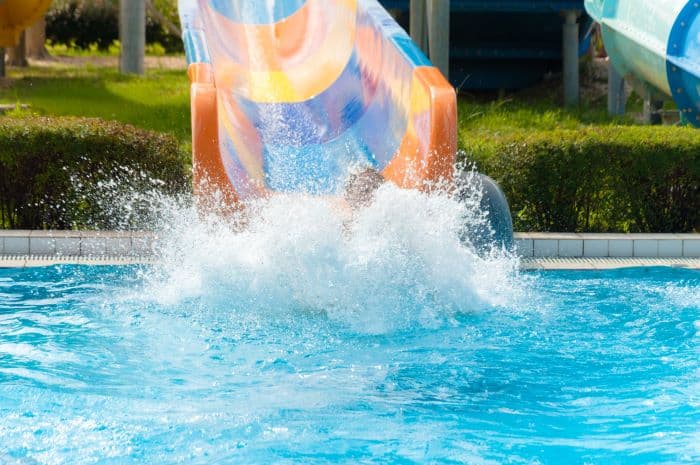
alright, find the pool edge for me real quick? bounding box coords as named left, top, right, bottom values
left=520, top=257, right=700, bottom=270
left=1, top=255, right=699, bottom=271
left=1, top=231, right=699, bottom=270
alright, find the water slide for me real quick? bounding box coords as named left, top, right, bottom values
left=586, top=0, right=700, bottom=126
left=0, top=0, right=51, bottom=47
left=178, top=0, right=458, bottom=201
left=178, top=0, right=512, bottom=247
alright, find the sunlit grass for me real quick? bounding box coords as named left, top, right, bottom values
left=457, top=79, right=646, bottom=148
left=2, top=60, right=655, bottom=153
left=1, top=63, right=191, bottom=146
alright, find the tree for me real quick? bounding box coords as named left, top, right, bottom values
left=6, top=17, right=48, bottom=67
left=26, top=18, right=49, bottom=59
left=6, top=31, right=28, bottom=67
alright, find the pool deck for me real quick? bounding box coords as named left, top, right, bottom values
left=0, top=231, right=699, bottom=270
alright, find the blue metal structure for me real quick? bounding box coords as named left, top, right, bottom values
left=586, top=0, right=700, bottom=127
left=380, top=0, right=592, bottom=90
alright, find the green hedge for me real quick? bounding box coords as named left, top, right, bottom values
left=0, top=117, right=188, bottom=229
left=47, top=0, right=182, bottom=53
left=3, top=118, right=697, bottom=233
left=462, top=126, right=700, bottom=233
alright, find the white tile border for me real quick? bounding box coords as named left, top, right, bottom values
left=2, top=255, right=698, bottom=270
left=0, top=231, right=158, bottom=258
left=0, top=231, right=699, bottom=266
left=514, top=233, right=700, bottom=259
left=0, top=255, right=157, bottom=268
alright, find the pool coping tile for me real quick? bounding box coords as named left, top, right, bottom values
left=684, top=239, right=700, bottom=257
left=633, top=239, right=659, bottom=258
left=533, top=239, right=558, bottom=257
left=658, top=240, right=683, bottom=258
left=609, top=240, right=634, bottom=257
left=583, top=239, right=609, bottom=257
left=1, top=231, right=699, bottom=262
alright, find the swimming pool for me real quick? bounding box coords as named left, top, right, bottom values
left=0, top=264, right=697, bottom=465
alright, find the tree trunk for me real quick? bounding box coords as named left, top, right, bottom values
left=7, top=32, right=28, bottom=67
left=26, top=18, right=49, bottom=60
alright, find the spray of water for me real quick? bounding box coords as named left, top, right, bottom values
left=75, top=165, right=523, bottom=334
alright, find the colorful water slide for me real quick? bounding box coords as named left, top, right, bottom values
left=0, top=0, right=51, bottom=47
left=586, top=0, right=700, bottom=126
left=178, top=0, right=458, bottom=204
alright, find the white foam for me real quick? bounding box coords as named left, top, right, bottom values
left=134, top=179, right=524, bottom=334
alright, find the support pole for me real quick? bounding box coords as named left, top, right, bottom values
left=562, top=10, right=579, bottom=107
left=426, top=0, right=450, bottom=80
left=410, top=0, right=427, bottom=54
left=607, top=61, right=626, bottom=116
left=120, top=0, right=146, bottom=75
left=643, top=91, right=664, bottom=125
left=0, top=48, right=5, bottom=78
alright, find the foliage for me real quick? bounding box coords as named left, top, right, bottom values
left=46, top=0, right=182, bottom=53
left=462, top=126, right=700, bottom=233
left=46, top=39, right=119, bottom=57
left=150, top=0, right=179, bottom=27
left=0, top=117, right=188, bottom=229
left=46, top=39, right=168, bottom=57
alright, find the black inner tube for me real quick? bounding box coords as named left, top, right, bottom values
left=454, top=172, right=514, bottom=253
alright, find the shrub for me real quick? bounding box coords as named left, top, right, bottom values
left=462, top=126, right=700, bottom=233
left=46, top=0, right=183, bottom=53
left=0, top=117, right=188, bottom=229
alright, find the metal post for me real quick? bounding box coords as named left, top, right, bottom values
left=120, top=0, right=146, bottom=75
left=0, top=48, right=5, bottom=78
left=562, top=10, right=579, bottom=107
left=607, top=61, right=626, bottom=116
left=410, top=0, right=427, bottom=54
left=426, top=0, right=450, bottom=80
left=643, top=91, right=664, bottom=125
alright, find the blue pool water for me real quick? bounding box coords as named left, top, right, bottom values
left=0, top=264, right=697, bottom=465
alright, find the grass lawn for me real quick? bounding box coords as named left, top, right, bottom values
left=1, top=62, right=191, bottom=146
left=456, top=61, right=650, bottom=140
left=1, top=58, right=653, bottom=151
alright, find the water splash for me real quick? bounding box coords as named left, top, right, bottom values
left=123, top=171, right=525, bottom=334
left=61, top=160, right=527, bottom=333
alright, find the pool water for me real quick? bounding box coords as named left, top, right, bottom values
left=0, top=264, right=697, bottom=465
